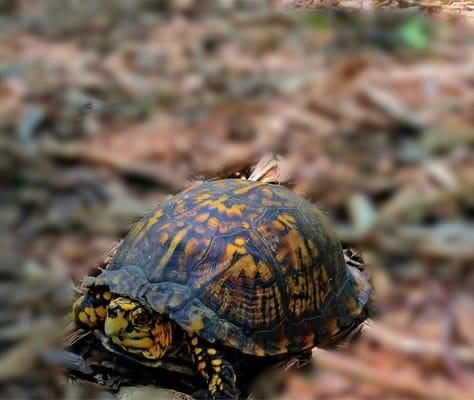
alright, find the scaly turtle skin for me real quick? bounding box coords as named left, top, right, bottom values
left=72, top=179, right=373, bottom=399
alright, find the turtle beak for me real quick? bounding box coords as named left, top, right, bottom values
left=104, top=311, right=128, bottom=336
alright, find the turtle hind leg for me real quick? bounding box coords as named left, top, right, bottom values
left=187, top=334, right=238, bottom=399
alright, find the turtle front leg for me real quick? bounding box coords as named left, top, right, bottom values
left=187, top=334, right=238, bottom=399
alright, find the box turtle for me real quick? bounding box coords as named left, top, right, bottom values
left=72, top=179, right=373, bottom=399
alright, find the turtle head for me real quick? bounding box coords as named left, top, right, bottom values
left=103, top=297, right=174, bottom=360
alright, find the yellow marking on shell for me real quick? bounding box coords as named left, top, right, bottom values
left=208, top=216, right=219, bottom=229
left=219, top=383, right=224, bottom=391
left=278, top=213, right=296, bottom=226
left=320, top=268, right=331, bottom=305
left=313, top=265, right=331, bottom=309
left=158, top=231, right=168, bottom=244
left=242, top=221, right=250, bottom=229
left=289, top=229, right=310, bottom=268
left=168, top=293, right=181, bottom=308
left=207, top=348, right=217, bottom=355
left=199, top=195, right=246, bottom=217
left=233, top=182, right=265, bottom=195
left=184, top=238, right=198, bottom=256
left=195, top=347, right=202, bottom=355
left=307, top=239, right=318, bottom=256
left=128, top=220, right=143, bottom=238
left=217, top=289, right=232, bottom=314
left=224, top=254, right=256, bottom=280
left=103, top=292, right=112, bottom=300
left=320, top=267, right=329, bottom=284
left=217, top=221, right=238, bottom=234
left=272, top=220, right=285, bottom=231
left=276, top=249, right=286, bottom=262
left=214, top=366, right=221, bottom=372
left=194, top=193, right=211, bottom=202
left=241, top=255, right=258, bottom=279
left=189, top=316, right=204, bottom=332
left=295, top=299, right=302, bottom=317
left=224, top=242, right=247, bottom=260
left=211, top=358, right=222, bottom=366
left=144, top=208, right=163, bottom=231
left=234, top=237, right=245, bottom=246
left=191, top=337, right=198, bottom=346
left=346, top=298, right=360, bottom=314
left=174, top=198, right=185, bottom=210
left=196, top=212, right=209, bottom=222
left=157, top=229, right=188, bottom=270
left=257, top=261, right=272, bottom=281
left=206, top=253, right=283, bottom=325
left=198, top=361, right=206, bottom=370
left=161, top=222, right=171, bottom=231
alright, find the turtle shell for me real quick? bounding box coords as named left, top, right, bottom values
left=91, top=179, right=370, bottom=356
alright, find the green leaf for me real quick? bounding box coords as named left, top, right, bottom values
left=397, top=17, right=430, bottom=51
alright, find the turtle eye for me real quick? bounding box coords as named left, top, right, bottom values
left=134, top=312, right=151, bottom=326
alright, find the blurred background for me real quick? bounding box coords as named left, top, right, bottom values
left=1, top=1, right=473, bottom=399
